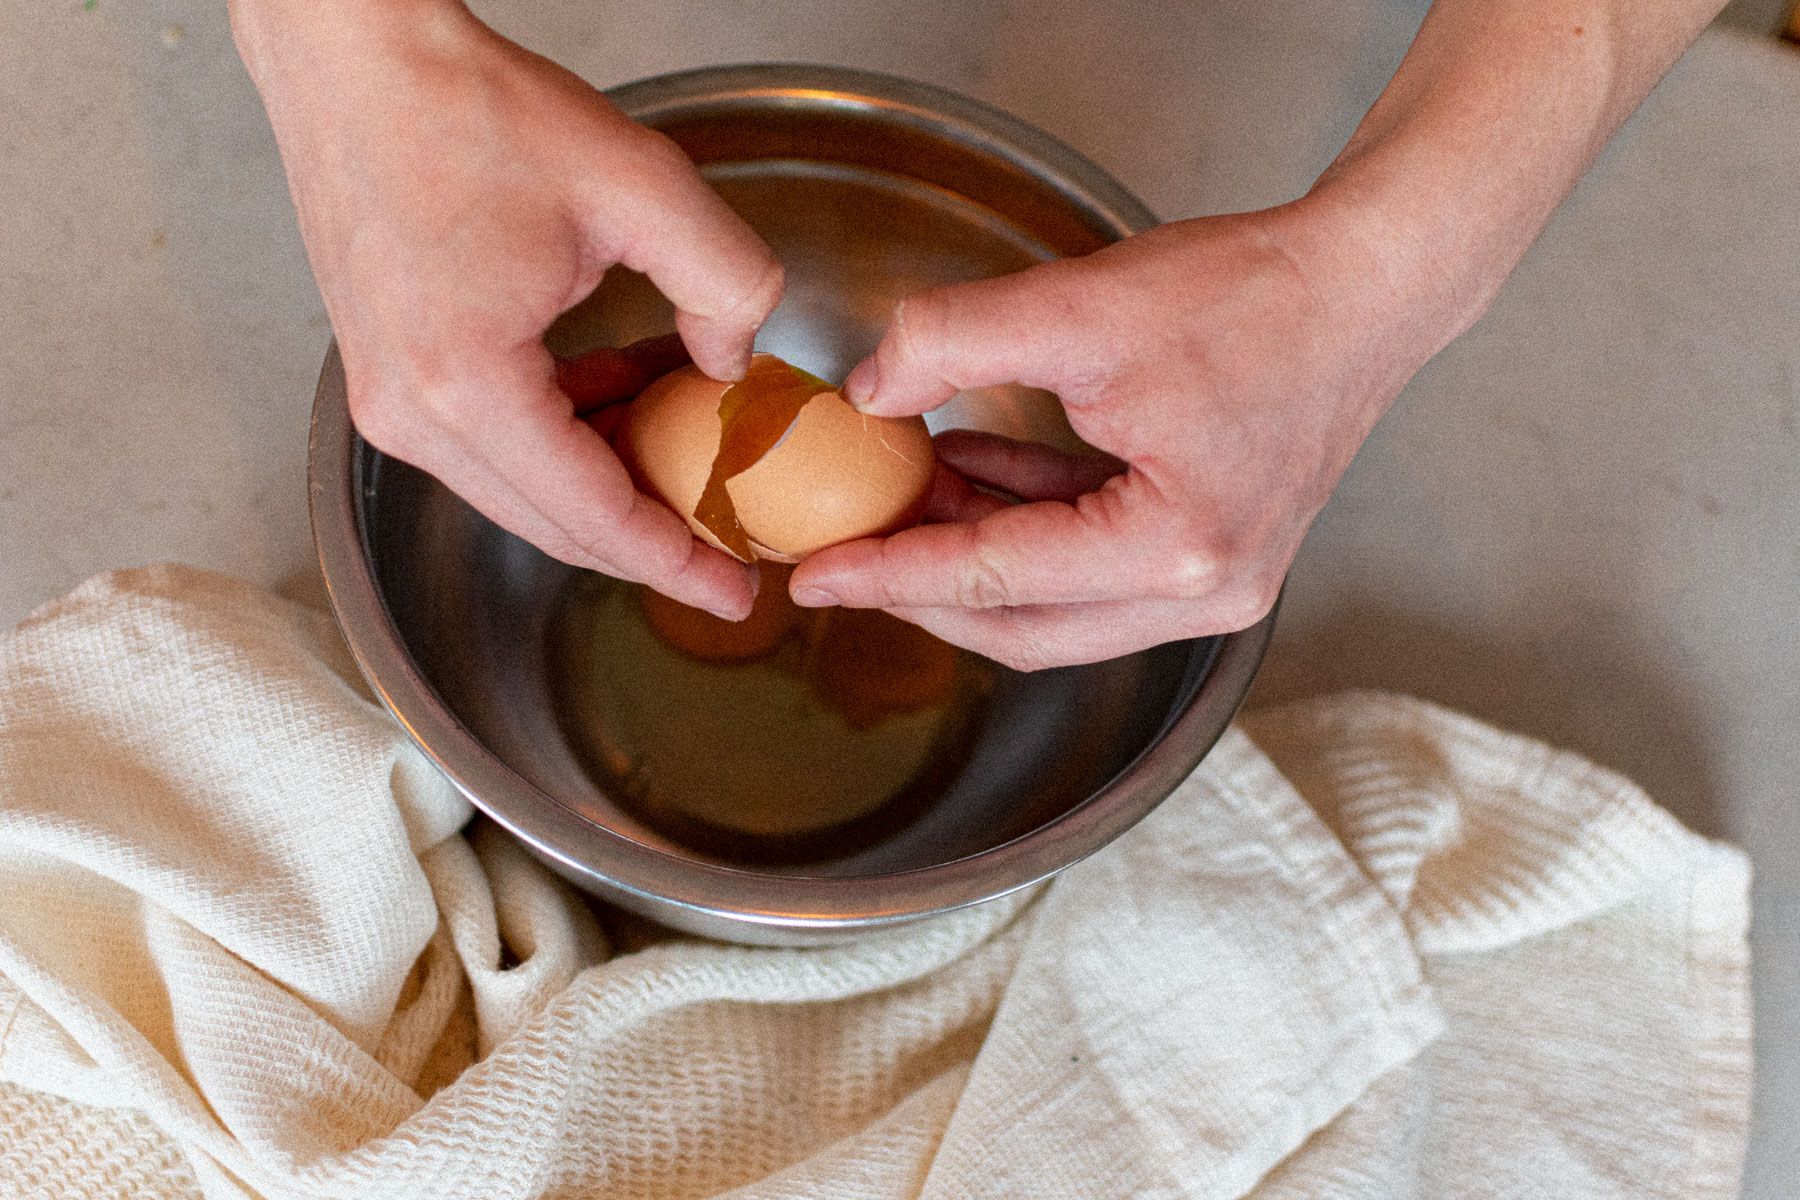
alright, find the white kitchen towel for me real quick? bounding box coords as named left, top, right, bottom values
left=0, top=566, right=1750, bottom=1200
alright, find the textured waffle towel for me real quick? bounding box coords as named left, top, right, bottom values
left=0, top=566, right=1751, bottom=1199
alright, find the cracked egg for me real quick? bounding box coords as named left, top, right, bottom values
left=619, top=354, right=936, bottom=563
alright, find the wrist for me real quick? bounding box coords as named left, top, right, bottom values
left=230, top=0, right=472, bottom=80
left=1289, top=150, right=1525, bottom=358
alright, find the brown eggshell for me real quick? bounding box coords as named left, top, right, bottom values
left=617, top=364, right=735, bottom=556
left=726, top=393, right=935, bottom=559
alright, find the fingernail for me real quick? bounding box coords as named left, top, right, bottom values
left=695, top=338, right=750, bottom=383
left=792, top=586, right=839, bottom=608
left=843, top=360, right=880, bottom=410
left=706, top=604, right=747, bottom=622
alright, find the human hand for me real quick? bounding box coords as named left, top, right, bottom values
left=786, top=0, right=1728, bottom=669
left=232, top=0, right=781, bottom=618
left=789, top=206, right=1464, bottom=669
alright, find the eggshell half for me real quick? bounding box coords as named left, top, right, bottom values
left=727, top=393, right=935, bottom=560
left=617, top=363, right=735, bottom=555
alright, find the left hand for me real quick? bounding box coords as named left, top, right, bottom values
left=788, top=203, right=1460, bottom=670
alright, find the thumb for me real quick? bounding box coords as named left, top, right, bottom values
left=593, top=129, right=785, bottom=381
left=843, top=259, right=1083, bottom=417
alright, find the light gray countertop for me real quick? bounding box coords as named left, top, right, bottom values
left=3, top=1, right=1795, bottom=1192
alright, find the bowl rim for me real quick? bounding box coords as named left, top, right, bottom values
left=308, top=62, right=1276, bottom=931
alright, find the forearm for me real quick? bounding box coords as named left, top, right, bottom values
left=1300, top=0, right=1725, bottom=349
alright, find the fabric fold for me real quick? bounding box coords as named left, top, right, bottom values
left=0, top=567, right=1753, bottom=1200
left=917, top=728, right=1441, bottom=1200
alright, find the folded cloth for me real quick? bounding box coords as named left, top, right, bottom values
left=0, top=566, right=1750, bottom=1200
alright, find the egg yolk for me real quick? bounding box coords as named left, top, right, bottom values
left=637, top=577, right=960, bottom=728
left=638, top=563, right=804, bottom=663
left=806, top=609, right=961, bottom=730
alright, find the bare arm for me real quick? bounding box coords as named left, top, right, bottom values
left=1313, top=0, right=1725, bottom=350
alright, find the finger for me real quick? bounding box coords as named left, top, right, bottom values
left=556, top=333, right=691, bottom=412
left=790, top=478, right=1183, bottom=611
left=380, top=423, right=601, bottom=569
left=431, top=343, right=756, bottom=618
left=887, top=596, right=1234, bottom=672
left=592, top=132, right=785, bottom=381
left=932, top=429, right=1125, bottom=503
left=581, top=404, right=630, bottom=443
left=357, top=405, right=680, bottom=601
left=841, top=260, right=1087, bottom=417
left=439, top=439, right=752, bottom=620
left=920, top=461, right=1009, bottom=524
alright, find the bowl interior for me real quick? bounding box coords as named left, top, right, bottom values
left=354, top=78, right=1218, bottom=880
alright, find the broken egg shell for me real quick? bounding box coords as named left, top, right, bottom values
left=619, top=355, right=935, bottom=563
left=616, top=364, right=737, bottom=557
left=726, top=393, right=935, bottom=560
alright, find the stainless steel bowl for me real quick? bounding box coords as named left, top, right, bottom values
left=309, top=64, right=1276, bottom=945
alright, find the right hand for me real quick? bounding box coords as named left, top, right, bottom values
left=232, top=0, right=782, bottom=618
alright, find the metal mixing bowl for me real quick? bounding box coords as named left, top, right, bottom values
left=309, top=64, right=1276, bottom=944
